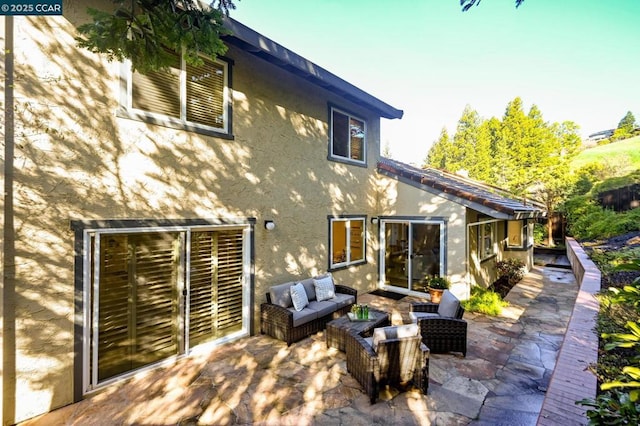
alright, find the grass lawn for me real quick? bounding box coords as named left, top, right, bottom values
left=571, top=135, right=640, bottom=174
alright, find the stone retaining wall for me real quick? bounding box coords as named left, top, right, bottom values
left=537, top=237, right=600, bottom=425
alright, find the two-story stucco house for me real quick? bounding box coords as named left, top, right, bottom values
left=0, top=6, right=544, bottom=424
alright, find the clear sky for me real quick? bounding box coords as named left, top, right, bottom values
left=231, top=0, right=640, bottom=165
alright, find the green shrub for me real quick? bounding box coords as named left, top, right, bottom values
left=426, top=276, right=450, bottom=289
left=496, top=258, right=526, bottom=285
left=533, top=222, right=546, bottom=245
left=578, top=390, right=640, bottom=425
left=461, top=286, right=508, bottom=316
left=578, top=270, right=640, bottom=424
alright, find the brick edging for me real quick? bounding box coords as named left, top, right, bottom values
left=537, top=237, right=600, bottom=425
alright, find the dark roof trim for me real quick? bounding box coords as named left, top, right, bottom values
left=222, top=17, right=403, bottom=120
left=377, top=158, right=546, bottom=220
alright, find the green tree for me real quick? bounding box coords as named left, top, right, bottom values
left=461, top=0, right=525, bottom=12
left=425, top=127, right=453, bottom=170
left=450, top=105, right=484, bottom=175
left=76, top=0, right=237, bottom=73
left=382, top=140, right=393, bottom=159
left=618, top=111, right=637, bottom=133
left=472, top=119, right=493, bottom=182
left=497, top=97, right=528, bottom=191
left=612, top=111, right=638, bottom=141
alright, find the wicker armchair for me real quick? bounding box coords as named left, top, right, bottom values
left=346, top=328, right=429, bottom=404
left=410, top=292, right=467, bottom=357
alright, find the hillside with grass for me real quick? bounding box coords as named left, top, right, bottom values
left=571, top=135, right=640, bottom=174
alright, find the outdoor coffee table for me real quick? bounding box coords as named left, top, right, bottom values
left=326, top=307, right=390, bottom=352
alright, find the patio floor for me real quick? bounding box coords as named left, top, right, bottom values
left=21, top=266, right=579, bottom=426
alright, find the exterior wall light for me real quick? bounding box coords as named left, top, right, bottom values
left=370, top=217, right=378, bottom=224
left=264, top=220, right=276, bottom=231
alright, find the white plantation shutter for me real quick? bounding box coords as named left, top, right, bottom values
left=186, top=58, right=226, bottom=129
left=129, top=50, right=227, bottom=130
left=96, top=233, right=179, bottom=382
left=90, top=226, right=246, bottom=388
left=132, top=52, right=181, bottom=118
left=189, top=229, right=243, bottom=346
left=214, top=230, right=244, bottom=333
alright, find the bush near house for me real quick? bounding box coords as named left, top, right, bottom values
left=461, top=286, right=508, bottom=316
left=489, top=258, right=526, bottom=298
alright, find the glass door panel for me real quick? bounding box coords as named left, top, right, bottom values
left=409, top=223, right=442, bottom=292
left=383, top=220, right=443, bottom=293
left=384, top=222, right=409, bottom=289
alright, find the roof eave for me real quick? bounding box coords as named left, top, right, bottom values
left=377, top=159, right=547, bottom=220
left=221, top=17, right=403, bottom=120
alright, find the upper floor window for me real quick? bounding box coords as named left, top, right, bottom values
left=330, top=107, right=366, bottom=165
left=121, top=49, right=231, bottom=137
left=330, top=216, right=366, bottom=269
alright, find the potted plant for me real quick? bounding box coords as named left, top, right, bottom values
left=426, top=276, right=450, bottom=304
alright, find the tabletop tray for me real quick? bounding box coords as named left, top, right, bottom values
left=347, top=312, right=377, bottom=322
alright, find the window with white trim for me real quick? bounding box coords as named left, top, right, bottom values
left=330, top=107, right=366, bottom=164
left=479, top=222, right=496, bottom=260
left=83, top=225, right=248, bottom=392
left=330, top=217, right=366, bottom=269
left=123, top=49, right=231, bottom=135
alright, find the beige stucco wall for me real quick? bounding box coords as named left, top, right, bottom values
left=376, top=178, right=468, bottom=297
left=467, top=211, right=534, bottom=289
left=4, top=9, right=390, bottom=423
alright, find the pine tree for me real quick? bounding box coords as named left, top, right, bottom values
left=617, top=111, right=637, bottom=133
left=451, top=105, right=482, bottom=175
left=497, top=97, right=528, bottom=192
left=425, top=127, right=453, bottom=170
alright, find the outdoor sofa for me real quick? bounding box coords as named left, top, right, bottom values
left=261, top=273, right=357, bottom=345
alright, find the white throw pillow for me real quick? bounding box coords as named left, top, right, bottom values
left=314, top=275, right=336, bottom=301
left=290, top=282, right=309, bottom=311
left=437, top=290, right=460, bottom=318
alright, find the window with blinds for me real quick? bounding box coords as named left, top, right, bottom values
left=130, top=51, right=228, bottom=132
left=88, top=226, right=247, bottom=389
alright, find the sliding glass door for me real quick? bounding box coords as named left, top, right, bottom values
left=85, top=225, right=249, bottom=391
left=381, top=220, right=444, bottom=293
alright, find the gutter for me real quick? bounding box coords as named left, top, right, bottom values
left=221, top=17, right=404, bottom=120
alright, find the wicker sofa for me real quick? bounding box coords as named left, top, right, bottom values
left=260, top=273, right=357, bottom=345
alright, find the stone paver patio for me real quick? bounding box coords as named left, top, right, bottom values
left=21, top=266, right=580, bottom=425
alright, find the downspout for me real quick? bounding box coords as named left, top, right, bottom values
left=2, top=15, right=16, bottom=425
